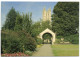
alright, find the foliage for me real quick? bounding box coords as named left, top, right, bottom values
left=64, top=34, right=79, bottom=44
left=36, top=38, right=43, bottom=45
left=52, top=2, right=79, bottom=44
left=54, top=39, right=61, bottom=44
left=1, top=30, right=37, bottom=54
left=31, top=20, right=52, bottom=41
left=52, top=2, right=79, bottom=36
left=1, top=7, right=36, bottom=53
left=43, top=33, right=52, bottom=44
left=14, top=12, right=32, bottom=33
left=14, top=30, right=37, bottom=51
left=2, top=7, right=32, bottom=34
left=23, top=13, right=32, bottom=34
left=2, top=7, right=17, bottom=30
left=14, top=13, right=23, bottom=31
left=43, top=33, right=52, bottom=40
left=31, top=21, right=41, bottom=38
left=56, top=36, right=63, bottom=39
left=24, top=51, right=33, bottom=56
left=1, top=31, right=20, bottom=53
left=41, top=21, right=51, bottom=30
left=55, top=34, right=79, bottom=44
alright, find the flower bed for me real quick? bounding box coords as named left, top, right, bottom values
left=1, top=52, right=28, bottom=56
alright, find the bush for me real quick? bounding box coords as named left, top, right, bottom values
left=1, top=30, right=37, bottom=54
left=56, top=36, right=63, bottom=39
left=56, top=34, right=79, bottom=44
left=1, top=31, right=21, bottom=53
left=69, top=34, right=79, bottom=44
left=64, top=34, right=79, bottom=44
left=23, top=37, right=37, bottom=51
left=17, top=31, right=37, bottom=51
left=54, top=39, right=61, bottom=44
left=36, top=38, right=43, bottom=45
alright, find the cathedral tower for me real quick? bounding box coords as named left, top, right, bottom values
left=42, top=8, right=51, bottom=22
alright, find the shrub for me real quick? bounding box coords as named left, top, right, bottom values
left=16, top=31, right=37, bottom=51
left=69, top=34, right=79, bottom=44
left=54, top=39, right=61, bottom=44
left=1, top=31, right=21, bottom=53
left=1, top=30, right=37, bottom=54
left=36, top=38, right=43, bottom=45
left=64, top=34, right=79, bottom=44
left=7, top=37, right=21, bottom=53
left=56, top=34, right=79, bottom=44
left=23, top=37, right=37, bottom=51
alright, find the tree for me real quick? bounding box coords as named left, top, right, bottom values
left=14, top=13, right=23, bottom=31
left=31, top=20, right=52, bottom=40
left=52, top=2, right=79, bottom=36
left=23, top=13, right=32, bottom=34
left=3, top=7, right=17, bottom=30
left=31, top=21, right=41, bottom=39
left=14, top=12, right=32, bottom=33
left=41, top=21, right=52, bottom=30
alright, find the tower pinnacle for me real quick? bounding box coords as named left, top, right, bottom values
left=42, top=8, right=51, bottom=22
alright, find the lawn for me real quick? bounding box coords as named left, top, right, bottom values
left=51, top=44, right=79, bottom=56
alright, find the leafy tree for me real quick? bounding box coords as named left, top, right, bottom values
left=23, top=13, right=32, bottom=34
left=41, top=21, right=52, bottom=30
left=31, top=21, right=41, bottom=40
left=52, top=2, right=79, bottom=36
left=3, top=7, right=17, bottom=30
left=31, top=20, right=52, bottom=41
left=14, top=13, right=23, bottom=31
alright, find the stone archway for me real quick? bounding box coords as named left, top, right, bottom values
left=42, top=33, right=52, bottom=44
left=38, top=28, right=56, bottom=45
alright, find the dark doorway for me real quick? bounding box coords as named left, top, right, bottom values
left=42, top=33, right=52, bottom=44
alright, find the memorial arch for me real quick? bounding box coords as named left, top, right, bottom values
left=38, top=28, right=56, bottom=45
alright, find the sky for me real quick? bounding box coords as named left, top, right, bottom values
left=1, top=2, right=57, bottom=27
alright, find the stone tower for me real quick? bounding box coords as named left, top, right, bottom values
left=42, top=8, right=51, bottom=22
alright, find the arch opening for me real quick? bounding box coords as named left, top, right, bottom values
left=42, top=33, right=53, bottom=44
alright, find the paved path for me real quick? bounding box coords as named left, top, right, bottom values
left=32, top=44, right=53, bottom=56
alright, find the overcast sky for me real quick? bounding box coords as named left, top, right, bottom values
left=1, top=2, right=57, bottom=27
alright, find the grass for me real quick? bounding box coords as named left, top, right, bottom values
left=51, top=44, right=79, bottom=56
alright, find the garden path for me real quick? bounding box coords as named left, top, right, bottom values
left=32, top=44, right=53, bottom=56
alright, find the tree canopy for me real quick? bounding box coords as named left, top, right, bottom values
left=52, top=2, right=79, bottom=36
left=3, top=7, right=17, bottom=30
